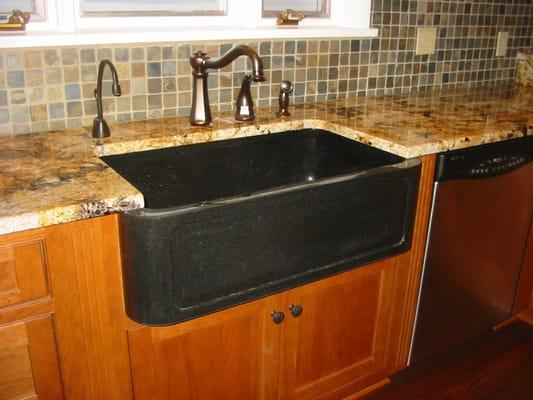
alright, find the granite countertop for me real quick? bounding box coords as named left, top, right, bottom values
left=0, top=84, right=531, bottom=235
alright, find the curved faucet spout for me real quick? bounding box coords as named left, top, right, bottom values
left=204, top=45, right=265, bottom=82
left=93, top=59, right=122, bottom=139
left=190, top=45, right=266, bottom=126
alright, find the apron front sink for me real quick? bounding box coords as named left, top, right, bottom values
left=101, top=129, right=421, bottom=325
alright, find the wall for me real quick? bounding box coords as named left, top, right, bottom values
left=0, top=0, right=531, bottom=135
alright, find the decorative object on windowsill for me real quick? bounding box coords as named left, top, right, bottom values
left=0, top=9, right=30, bottom=31
left=277, top=80, right=293, bottom=117
left=276, top=9, right=304, bottom=27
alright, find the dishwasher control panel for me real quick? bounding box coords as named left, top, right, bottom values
left=435, top=136, right=532, bottom=181
left=468, top=155, right=527, bottom=177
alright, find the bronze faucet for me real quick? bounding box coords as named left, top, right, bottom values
left=92, top=59, right=121, bottom=139
left=189, top=45, right=266, bottom=126
left=277, top=80, right=293, bottom=117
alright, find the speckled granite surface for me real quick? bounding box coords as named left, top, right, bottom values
left=517, top=50, right=533, bottom=87
left=1, top=84, right=531, bottom=235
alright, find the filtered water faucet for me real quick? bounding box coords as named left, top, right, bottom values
left=92, top=59, right=121, bottom=139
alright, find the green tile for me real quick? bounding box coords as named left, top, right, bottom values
left=49, top=103, right=65, bottom=119
left=67, top=101, right=83, bottom=117
left=80, top=49, right=96, bottom=63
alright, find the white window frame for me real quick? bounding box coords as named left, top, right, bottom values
left=73, top=0, right=246, bottom=30
left=1, top=0, right=377, bottom=49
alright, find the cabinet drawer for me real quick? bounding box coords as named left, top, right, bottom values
left=0, top=239, right=49, bottom=309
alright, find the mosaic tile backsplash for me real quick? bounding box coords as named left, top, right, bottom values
left=0, top=0, right=532, bottom=135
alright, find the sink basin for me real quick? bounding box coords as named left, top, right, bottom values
left=102, top=129, right=421, bottom=325
left=102, top=129, right=404, bottom=209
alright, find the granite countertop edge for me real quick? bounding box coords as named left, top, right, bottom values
left=0, top=84, right=531, bottom=235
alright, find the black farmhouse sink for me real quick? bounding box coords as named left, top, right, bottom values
left=101, top=129, right=421, bottom=325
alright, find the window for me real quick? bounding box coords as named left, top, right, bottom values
left=81, top=0, right=226, bottom=16
left=1, top=0, right=377, bottom=48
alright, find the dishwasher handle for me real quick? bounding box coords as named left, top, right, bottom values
left=435, top=135, right=532, bottom=182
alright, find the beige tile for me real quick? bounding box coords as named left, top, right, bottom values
left=24, top=50, right=42, bottom=68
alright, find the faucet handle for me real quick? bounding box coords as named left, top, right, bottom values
left=190, top=50, right=209, bottom=68
left=235, top=75, right=255, bottom=121
left=193, top=50, right=207, bottom=57
left=277, top=80, right=293, bottom=117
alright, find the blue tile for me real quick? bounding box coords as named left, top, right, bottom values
left=284, top=41, right=295, bottom=54
left=65, top=84, right=81, bottom=100
left=284, top=56, right=295, bottom=68
left=115, top=48, right=129, bottom=62
left=272, top=56, right=283, bottom=69
left=7, top=71, right=25, bottom=88
left=0, top=108, right=9, bottom=124
left=260, top=41, right=271, bottom=55
left=220, top=43, right=233, bottom=55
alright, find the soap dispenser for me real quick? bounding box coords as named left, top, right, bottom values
left=235, top=75, right=255, bottom=121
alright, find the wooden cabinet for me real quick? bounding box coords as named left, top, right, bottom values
left=0, top=230, right=64, bottom=400
left=0, top=238, right=49, bottom=309
left=280, top=258, right=403, bottom=399
left=128, top=295, right=282, bottom=400
left=126, top=253, right=424, bottom=400
left=513, top=217, right=533, bottom=314
left=0, top=317, right=63, bottom=400
left=127, top=259, right=396, bottom=400
left=125, top=155, right=435, bottom=400
left=0, top=155, right=436, bottom=400
left=44, top=216, right=135, bottom=400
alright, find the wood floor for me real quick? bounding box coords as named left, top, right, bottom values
left=360, top=321, right=533, bottom=400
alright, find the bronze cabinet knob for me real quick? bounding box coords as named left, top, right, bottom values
left=289, top=304, right=303, bottom=317
left=271, top=310, right=285, bottom=324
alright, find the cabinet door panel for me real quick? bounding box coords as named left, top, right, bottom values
left=0, top=316, right=63, bottom=400
left=0, top=238, right=49, bottom=309
left=280, top=258, right=399, bottom=400
left=128, top=296, right=281, bottom=400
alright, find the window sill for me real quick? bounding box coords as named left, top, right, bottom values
left=0, top=26, right=379, bottom=48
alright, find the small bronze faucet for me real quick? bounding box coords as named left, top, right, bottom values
left=190, top=45, right=266, bottom=126
left=277, top=80, right=293, bottom=117
left=92, top=59, right=121, bottom=139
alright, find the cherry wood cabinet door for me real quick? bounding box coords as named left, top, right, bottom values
left=127, top=295, right=283, bottom=400
left=0, top=316, right=63, bottom=400
left=279, top=257, right=408, bottom=400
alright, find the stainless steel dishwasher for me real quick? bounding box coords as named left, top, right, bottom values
left=409, top=135, right=533, bottom=364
